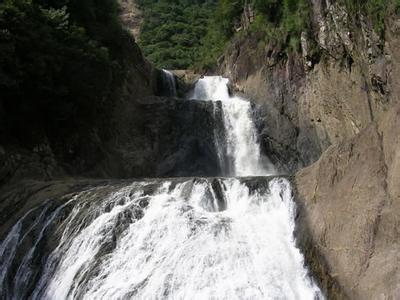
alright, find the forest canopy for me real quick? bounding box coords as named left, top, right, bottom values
left=137, top=0, right=218, bottom=69
left=138, top=0, right=399, bottom=70
left=0, top=0, right=139, bottom=144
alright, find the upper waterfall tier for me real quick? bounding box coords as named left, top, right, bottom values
left=190, top=76, right=275, bottom=177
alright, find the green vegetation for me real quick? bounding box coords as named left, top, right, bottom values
left=138, top=0, right=391, bottom=69
left=251, top=0, right=311, bottom=51
left=195, top=0, right=244, bottom=69
left=340, top=0, right=395, bottom=36
left=195, top=0, right=311, bottom=69
left=0, top=0, right=138, bottom=144
left=194, top=0, right=398, bottom=69
left=137, top=0, right=316, bottom=69
left=137, top=0, right=217, bottom=69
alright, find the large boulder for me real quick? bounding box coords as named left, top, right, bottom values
left=294, top=103, right=400, bottom=299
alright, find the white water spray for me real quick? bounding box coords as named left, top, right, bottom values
left=0, top=75, right=324, bottom=299
left=191, top=76, right=274, bottom=176
left=0, top=179, right=322, bottom=299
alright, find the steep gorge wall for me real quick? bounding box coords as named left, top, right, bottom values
left=0, top=81, right=225, bottom=183
left=295, top=102, right=400, bottom=299
left=218, top=0, right=400, bottom=173
left=218, top=1, right=400, bottom=298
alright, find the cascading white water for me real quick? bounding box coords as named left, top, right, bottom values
left=0, top=74, right=324, bottom=300
left=0, top=178, right=322, bottom=299
left=162, top=69, right=177, bottom=97
left=190, top=76, right=274, bottom=176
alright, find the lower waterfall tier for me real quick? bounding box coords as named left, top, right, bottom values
left=0, top=177, right=322, bottom=299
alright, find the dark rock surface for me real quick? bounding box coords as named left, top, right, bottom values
left=0, top=97, right=226, bottom=184
left=1, top=2, right=223, bottom=186
left=0, top=24, right=159, bottom=185
left=172, top=70, right=202, bottom=98
left=103, top=96, right=225, bottom=178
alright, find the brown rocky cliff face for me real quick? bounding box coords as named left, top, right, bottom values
left=118, top=0, right=143, bottom=40
left=218, top=2, right=400, bottom=173
left=294, top=103, right=400, bottom=299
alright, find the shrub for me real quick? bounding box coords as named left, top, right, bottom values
left=137, top=0, right=217, bottom=69
left=0, top=0, right=134, bottom=144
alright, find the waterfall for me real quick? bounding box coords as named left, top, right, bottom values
left=190, top=76, right=275, bottom=176
left=162, top=69, right=177, bottom=97
left=0, top=178, right=322, bottom=299
left=0, top=75, right=324, bottom=299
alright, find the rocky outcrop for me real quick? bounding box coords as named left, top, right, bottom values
left=118, top=0, right=143, bottom=40
left=218, top=2, right=400, bottom=173
left=0, top=97, right=225, bottom=184
left=239, top=0, right=255, bottom=32
left=102, top=96, right=225, bottom=178
left=294, top=102, right=400, bottom=299
left=172, top=70, right=202, bottom=97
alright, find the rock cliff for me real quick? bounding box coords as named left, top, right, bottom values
left=219, top=1, right=400, bottom=173
left=0, top=95, right=225, bottom=183
left=295, top=102, right=400, bottom=299
left=218, top=1, right=400, bottom=298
